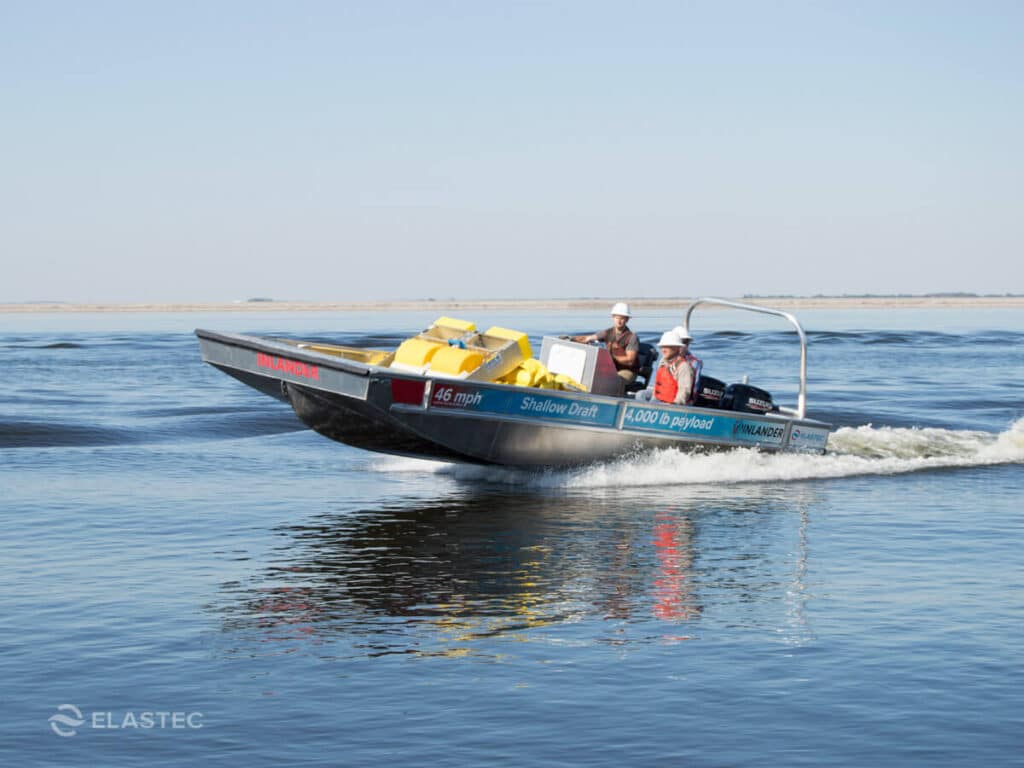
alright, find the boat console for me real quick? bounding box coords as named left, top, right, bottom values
left=539, top=337, right=623, bottom=396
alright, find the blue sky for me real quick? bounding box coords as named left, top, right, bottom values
left=3, top=1, right=1021, bottom=302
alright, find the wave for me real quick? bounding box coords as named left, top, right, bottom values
left=0, top=410, right=305, bottom=448
left=371, top=418, right=1024, bottom=488
left=1, top=341, right=85, bottom=349
left=0, top=420, right=135, bottom=448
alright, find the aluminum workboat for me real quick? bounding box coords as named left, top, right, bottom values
left=196, top=298, right=832, bottom=467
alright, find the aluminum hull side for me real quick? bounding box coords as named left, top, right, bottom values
left=391, top=407, right=687, bottom=467
left=285, top=384, right=477, bottom=464
left=198, top=329, right=458, bottom=460
left=210, top=364, right=290, bottom=402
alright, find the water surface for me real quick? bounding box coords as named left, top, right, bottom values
left=2, top=308, right=1022, bottom=766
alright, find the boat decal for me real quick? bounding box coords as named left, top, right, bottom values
left=623, top=404, right=787, bottom=446
left=430, top=383, right=619, bottom=426
left=391, top=379, right=427, bottom=405
left=731, top=420, right=786, bottom=443
left=788, top=426, right=830, bottom=451
left=255, top=352, right=320, bottom=381
left=624, top=405, right=717, bottom=435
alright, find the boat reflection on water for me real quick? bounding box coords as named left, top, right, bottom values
left=214, top=485, right=817, bottom=658
left=652, top=512, right=699, bottom=623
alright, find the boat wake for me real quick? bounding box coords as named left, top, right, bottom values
left=373, top=418, right=1024, bottom=488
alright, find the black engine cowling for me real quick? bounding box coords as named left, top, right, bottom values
left=721, top=383, right=774, bottom=414
left=692, top=375, right=726, bottom=409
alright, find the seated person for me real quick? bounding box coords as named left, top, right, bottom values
left=571, top=302, right=640, bottom=390
left=672, top=326, right=702, bottom=385
left=635, top=330, right=694, bottom=405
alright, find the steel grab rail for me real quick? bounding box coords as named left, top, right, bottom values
left=680, top=297, right=808, bottom=419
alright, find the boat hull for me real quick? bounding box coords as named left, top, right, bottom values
left=197, top=329, right=832, bottom=467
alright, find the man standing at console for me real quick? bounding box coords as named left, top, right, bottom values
left=572, top=302, right=640, bottom=390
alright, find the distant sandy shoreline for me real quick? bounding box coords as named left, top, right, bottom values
left=2, top=296, right=1023, bottom=313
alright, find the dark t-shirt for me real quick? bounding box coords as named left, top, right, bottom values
left=595, top=326, right=639, bottom=371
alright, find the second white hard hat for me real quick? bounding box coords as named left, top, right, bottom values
left=672, top=325, right=693, bottom=342
left=610, top=302, right=632, bottom=317
left=658, top=330, right=683, bottom=347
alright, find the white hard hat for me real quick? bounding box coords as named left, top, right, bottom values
left=610, top=302, right=632, bottom=317
left=658, top=330, right=683, bottom=347
left=672, top=325, right=693, bottom=342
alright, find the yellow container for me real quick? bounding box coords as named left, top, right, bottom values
left=430, top=346, right=484, bottom=377
left=432, top=317, right=476, bottom=333
left=482, top=326, right=532, bottom=361
left=393, top=338, right=443, bottom=369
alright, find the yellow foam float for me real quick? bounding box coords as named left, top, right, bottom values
left=429, top=346, right=485, bottom=377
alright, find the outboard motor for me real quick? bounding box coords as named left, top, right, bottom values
left=692, top=375, right=726, bottom=409
left=721, top=383, right=775, bottom=414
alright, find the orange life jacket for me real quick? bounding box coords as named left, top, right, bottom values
left=654, top=357, right=687, bottom=403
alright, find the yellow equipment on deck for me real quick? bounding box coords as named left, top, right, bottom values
left=280, top=317, right=585, bottom=392
left=389, top=317, right=584, bottom=391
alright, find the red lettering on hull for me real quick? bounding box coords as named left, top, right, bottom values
left=255, top=352, right=320, bottom=381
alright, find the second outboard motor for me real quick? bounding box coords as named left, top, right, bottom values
left=721, top=383, right=775, bottom=414
left=692, top=375, right=726, bottom=409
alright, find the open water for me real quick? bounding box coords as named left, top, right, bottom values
left=2, top=307, right=1023, bottom=767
